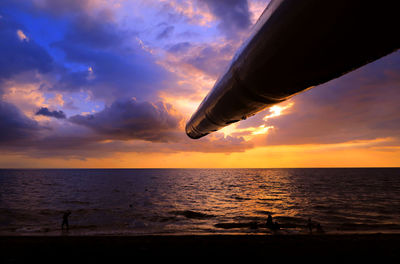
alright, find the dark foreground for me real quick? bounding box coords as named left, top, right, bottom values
left=1, top=234, right=399, bottom=262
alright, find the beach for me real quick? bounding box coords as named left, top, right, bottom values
left=1, top=234, right=399, bottom=262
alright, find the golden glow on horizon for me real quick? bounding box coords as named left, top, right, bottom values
left=2, top=137, right=399, bottom=168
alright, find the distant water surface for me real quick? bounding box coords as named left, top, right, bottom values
left=0, top=168, right=399, bottom=235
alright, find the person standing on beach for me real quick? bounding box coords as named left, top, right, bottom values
left=307, top=218, right=313, bottom=234
left=266, top=214, right=273, bottom=228
left=61, top=211, right=71, bottom=231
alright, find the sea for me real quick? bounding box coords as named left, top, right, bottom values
left=0, top=168, right=399, bottom=236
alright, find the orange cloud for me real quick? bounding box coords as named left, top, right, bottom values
left=16, top=29, right=29, bottom=42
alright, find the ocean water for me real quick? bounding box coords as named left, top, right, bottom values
left=0, top=168, right=399, bottom=236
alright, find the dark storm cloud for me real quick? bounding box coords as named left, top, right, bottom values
left=0, top=16, right=53, bottom=80
left=199, top=0, right=251, bottom=38
left=0, top=100, right=39, bottom=144
left=69, top=99, right=182, bottom=142
left=36, top=107, right=66, bottom=119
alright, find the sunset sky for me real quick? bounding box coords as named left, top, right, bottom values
left=0, top=0, right=399, bottom=168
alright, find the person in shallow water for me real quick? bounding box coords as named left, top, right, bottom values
left=61, top=211, right=71, bottom=231
left=316, top=223, right=324, bottom=234
left=266, top=214, right=280, bottom=232
left=307, top=218, right=314, bottom=233
left=266, top=214, right=273, bottom=228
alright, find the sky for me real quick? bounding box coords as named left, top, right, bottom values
left=0, top=0, right=399, bottom=168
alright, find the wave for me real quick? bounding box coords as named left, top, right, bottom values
left=170, top=210, right=215, bottom=219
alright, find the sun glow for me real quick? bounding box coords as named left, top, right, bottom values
left=220, top=102, right=294, bottom=139
left=263, top=102, right=294, bottom=120
left=219, top=123, right=239, bottom=137
left=251, top=124, right=274, bottom=135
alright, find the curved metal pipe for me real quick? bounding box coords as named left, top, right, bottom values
left=186, top=0, right=400, bottom=139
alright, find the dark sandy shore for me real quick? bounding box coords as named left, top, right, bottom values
left=1, top=234, right=399, bottom=262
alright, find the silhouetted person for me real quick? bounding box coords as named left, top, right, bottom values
left=316, top=223, right=324, bottom=234
left=266, top=214, right=273, bottom=228
left=61, top=211, right=71, bottom=231
left=307, top=218, right=313, bottom=234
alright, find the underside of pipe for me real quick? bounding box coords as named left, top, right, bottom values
left=185, top=0, right=400, bottom=139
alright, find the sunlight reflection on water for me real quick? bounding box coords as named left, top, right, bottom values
left=1, top=168, right=399, bottom=235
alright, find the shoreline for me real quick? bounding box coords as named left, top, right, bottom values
left=1, top=234, right=399, bottom=261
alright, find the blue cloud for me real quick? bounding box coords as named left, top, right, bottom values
left=36, top=107, right=66, bottom=119
left=51, top=41, right=170, bottom=102
left=45, top=11, right=171, bottom=102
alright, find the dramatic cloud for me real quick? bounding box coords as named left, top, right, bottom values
left=0, top=0, right=258, bottom=161
left=52, top=42, right=170, bottom=102
left=36, top=107, right=66, bottom=119
left=0, top=0, right=399, bottom=167
left=49, top=13, right=171, bottom=102
left=69, top=99, right=183, bottom=142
